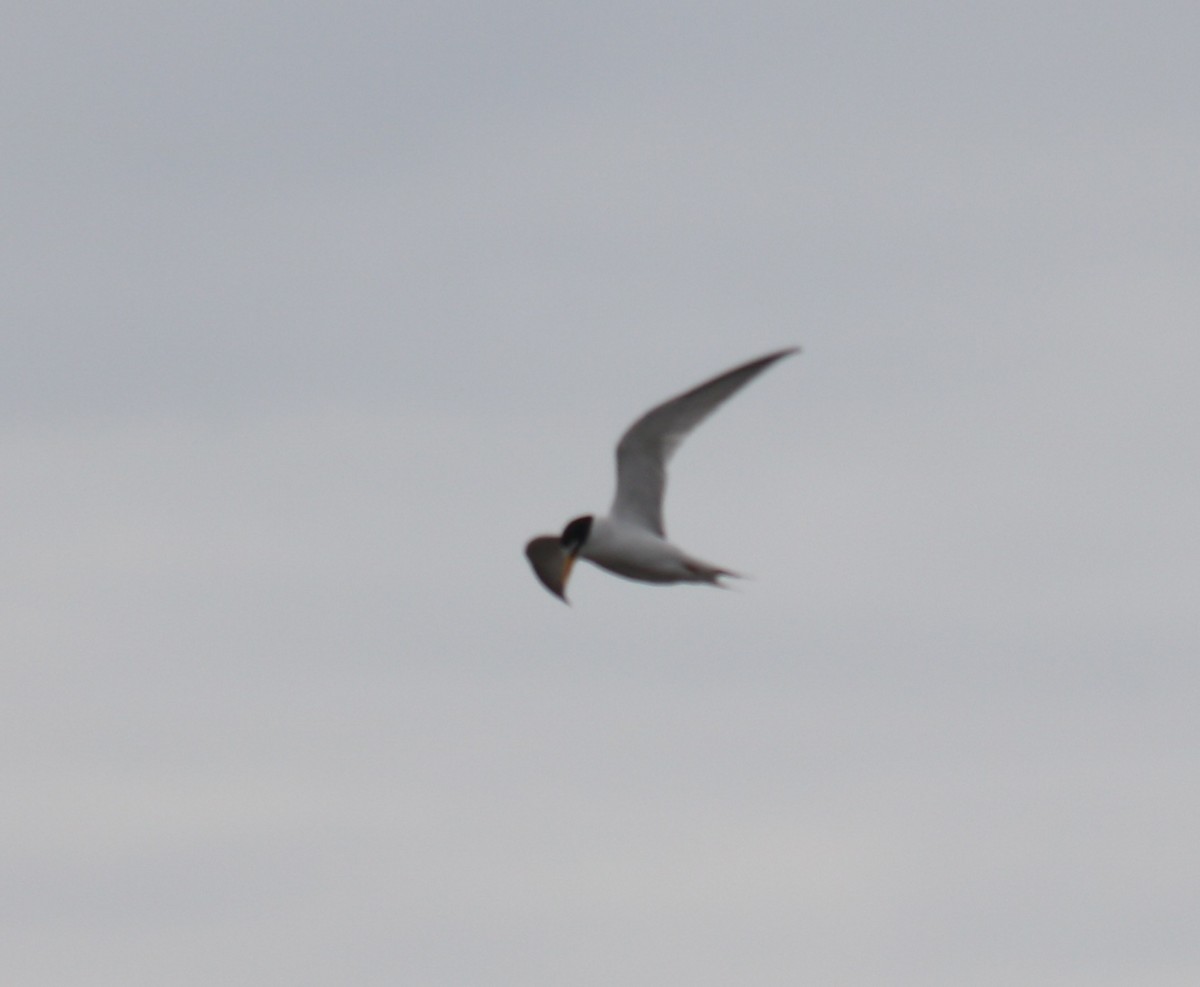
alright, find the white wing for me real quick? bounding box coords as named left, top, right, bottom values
left=610, top=348, right=798, bottom=536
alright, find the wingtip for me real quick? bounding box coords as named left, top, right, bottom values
left=752, top=346, right=801, bottom=367
left=741, top=346, right=801, bottom=376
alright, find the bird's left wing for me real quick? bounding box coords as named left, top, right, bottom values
left=525, top=535, right=570, bottom=601
left=609, top=348, right=798, bottom=536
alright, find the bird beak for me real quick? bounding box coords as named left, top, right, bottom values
left=525, top=536, right=573, bottom=603
left=560, top=551, right=577, bottom=596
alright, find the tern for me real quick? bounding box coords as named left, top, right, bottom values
left=525, top=347, right=798, bottom=602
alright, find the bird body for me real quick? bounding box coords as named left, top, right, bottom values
left=525, top=347, right=797, bottom=601
left=575, top=515, right=733, bottom=585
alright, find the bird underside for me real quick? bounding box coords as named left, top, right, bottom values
left=591, top=556, right=741, bottom=586
left=581, top=524, right=740, bottom=585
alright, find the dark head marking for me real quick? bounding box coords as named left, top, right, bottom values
left=560, top=515, right=593, bottom=555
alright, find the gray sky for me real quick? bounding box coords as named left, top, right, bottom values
left=4, top=3, right=1198, bottom=984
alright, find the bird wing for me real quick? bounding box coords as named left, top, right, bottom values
left=525, top=535, right=570, bottom=601
left=609, top=347, right=798, bottom=536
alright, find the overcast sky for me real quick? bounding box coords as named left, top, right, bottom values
left=4, top=3, right=1198, bottom=985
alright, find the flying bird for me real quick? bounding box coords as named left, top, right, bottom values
left=525, top=347, right=798, bottom=602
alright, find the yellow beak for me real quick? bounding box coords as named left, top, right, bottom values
left=560, top=551, right=577, bottom=595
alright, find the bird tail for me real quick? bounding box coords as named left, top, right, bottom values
left=685, top=560, right=745, bottom=587
left=714, top=568, right=748, bottom=589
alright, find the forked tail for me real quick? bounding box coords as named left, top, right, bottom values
left=684, top=560, right=745, bottom=586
